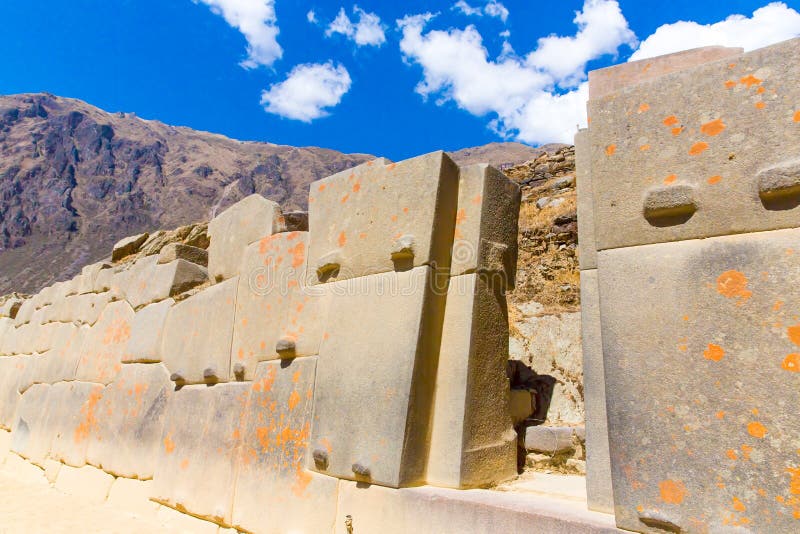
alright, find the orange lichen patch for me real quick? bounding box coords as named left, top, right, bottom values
left=755, top=102, right=766, bottom=110
left=678, top=344, right=687, bottom=352
left=74, top=388, right=102, bottom=443
left=725, top=80, right=737, bottom=89
left=704, top=343, right=725, bottom=362
left=747, top=421, right=767, bottom=439
left=180, top=458, right=189, bottom=470
left=717, top=270, right=752, bottom=304
left=340, top=193, right=349, bottom=204
left=682, top=315, right=689, bottom=321
left=701, top=118, right=726, bottom=137
left=741, top=444, right=753, bottom=461
left=455, top=209, right=467, bottom=225
left=689, top=142, right=709, bottom=156
left=470, top=195, right=481, bottom=205
left=782, top=353, right=800, bottom=372
left=387, top=163, right=396, bottom=170
left=638, top=103, right=650, bottom=113
left=663, top=115, right=679, bottom=126
left=788, top=325, right=800, bottom=346
left=352, top=182, right=361, bottom=192
left=664, top=174, right=678, bottom=185
left=659, top=479, right=688, bottom=504
left=756, top=87, right=765, bottom=94
left=288, top=390, right=300, bottom=410
left=290, top=242, right=305, bottom=268
left=717, top=411, right=726, bottom=419
left=773, top=300, right=784, bottom=311
left=292, top=370, right=301, bottom=383
left=337, top=231, right=347, bottom=248
left=739, top=74, right=762, bottom=88
left=605, top=144, right=617, bottom=156
left=751, top=408, right=759, bottom=416
left=390, top=215, right=398, bottom=222
left=671, top=127, right=684, bottom=136
left=708, top=175, right=722, bottom=185
left=732, top=497, right=746, bottom=512
left=794, top=111, right=800, bottom=123
left=640, top=144, right=651, bottom=151
left=164, top=434, right=176, bottom=454
left=318, top=184, right=326, bottom=192
left=358, top=232, right=367, bottom=239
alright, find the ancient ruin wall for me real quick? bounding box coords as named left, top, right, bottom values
left=0, top=152, right=522, bottom=532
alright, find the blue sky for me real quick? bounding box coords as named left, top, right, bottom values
left=0, top=1, right=798, bottom=160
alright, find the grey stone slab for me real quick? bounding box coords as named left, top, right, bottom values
left=598, top=228, right=800, bottom=533
left=47, top=381, right=105, bottom=467
left=123, top=299, right=173, bottom=363
left=575, top=129, right=597, bottom=270
left=10, top=383, right=53, bottom=466
left=112, top=232, right=149, bottom=261
left=157, top=243, right=208, bottom=267
left=124, top=258, right=208, bottom=309
left=588, top=38, right=800, bottom=250
left=74, top=300, right=135, bottom=384
left=0, top=356, right=28, bottom=429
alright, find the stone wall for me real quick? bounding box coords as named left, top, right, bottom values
left=0, top=152, right=527, bottom=532
left=581, top=38, right=800, bottom=532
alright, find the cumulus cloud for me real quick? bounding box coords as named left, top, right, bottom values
left=307, top=10, right=317, bottom=24
left=326, top=6, right=386, bottom=47
left=195, top=0, right=282, bottom=69
left=260, top=62, right=352, bottom=122
left=453, top=1, right=509, bottom=22
left=398, top=1, right=634, bottom=144
left=630, top=2, right=800, bottom=61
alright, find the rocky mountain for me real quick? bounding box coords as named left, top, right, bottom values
left=0, top=93, right=545, bottom=294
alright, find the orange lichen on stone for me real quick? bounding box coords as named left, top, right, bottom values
left=640, top=144, right=651, bottom=151
left=739, top=75, right=762, bottom=88
left=788, top=324, right=800, bottom=346
left=724, top=80, right=737, bottom=89
left=773, top=300, right=784, bottom=311
left=701, top=118, right=726, bottom=136
left=664, top=174, right=677, bottom=185
left=716, top=411, right=726, bottom=419
left=717, top=270, right=752, bottom=304
left=659, top=479, right=688, bottom=504
left=747, top=421, right=767, bottom=439
left=605, top=144, right=616, bottom=156
left=337, top=231, right=347, bottom=247
left=794, top=111, right=800, bottom=122
left=732, top=497, right=746, bottom=512
left=352, top=182, right=360, bottom=192
left=74, top=388, right=102, bottom=443
left=689, top=142, right=709, bottom=156
left=756, top=87, right=765, bottom=94
left=663, top=115, right=679, bottom=126
left=755, top=102, right=766, bottom=110
left=704, top=343, right=725, bottom=362
left=638, top=103, right=650, bottom=113
left=671, top=127, right=684, bottom=136
left=782, top=353, right=800, bottom=372
left=708, top=175, right=722, bottom=185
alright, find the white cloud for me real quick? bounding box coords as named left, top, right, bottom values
left=398, top=1, right=634, bottom=145
left=453, top=1, right=509, bottom=22
left=260, top=62, right=352, bottom=122
left=195, top=0, right=282, bottom=69
left=527, top=0, right=636, bottom=87
left=630, top=2, right=800, bottom=61
left=307, top=10, right=317, bottom=24
left=325, top=6, right=386, bottom=47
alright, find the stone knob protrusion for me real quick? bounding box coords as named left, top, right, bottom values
left=203, top=366, right=218, bottom=382
left=643, top=185, right=697, bottom=225
left=275, top=336, right=297, bottom=356
left=170, top=370, right=185, bottom=384
left=233, top=363, right=245, bottom=381
left=757, top=159, right=800, bottom=207
left=351, top=461, right=371, bottom=479
left=316, top=250, right=343, bottom=279
left=390, top=234, right=416, bottom=259
left=312, top=448, right=329, bottom=470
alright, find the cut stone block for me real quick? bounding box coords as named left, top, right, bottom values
left=48, top=381, right=105, bottom=467
left=44, top=292, right=111, bottom=325
left=157, top=243, right=208, bottom=267
left=112, top=232, right=149, bottom=261
left=79, top=261, right=112, bottom=294
left=0, top=318, right=16, bottom=355
left=123, top=299, right=173, bottom=363
left=2, top=452, right=49, bottom=487
left=207, top=194, right=285, bottom=282
left=74, top=300, right=135, bottom=384
left=575, top=129, right=597, bottom=270
left=310, top=266, right=444, bottom=487
left=231, top=232, right=307, bottom=379
left=450, top=164, right=521, bottom=289
left=13, top=298, right=36, bottom=325
left=278, top=283, right=333, bottom=359
left=107, top=477, right=159, bottom=516
left=232, top=358, right=339, bottom=533
left=87, top=363, right=171, bottom=479
left=524, top=426, right=585, bottom=454
left=598, top=227, right=800, bottom=533
left=307, top=152, right=459, bottom=285
left=0, top=428, right=10, bottom=464
left=588, top=38, right=800, bottom=250
left=44, top=458, right=61, bottom=483
left=124, top=258, right=208, bottom=309
left=579, top=270, right=614, bottom=514
left=156, top=505, right=220, bottom=534
left=427, top=273, right=517, bottom=489
left=38, top=324, right=88, bottom=384
left=161, top=277, right=237, bottom=384
left=54, top=464, right=114, bottom=504
left=10, top=383, right=53, bottom=466
left=0, top=356, right=27, bottom=428
left=152, top=382, right=250, bottom=525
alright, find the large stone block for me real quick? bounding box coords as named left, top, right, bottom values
left=123, top=299, right=173, bottom=363
left=232, top=358, right=339, bottom=533
left=161, top=277, right=238, bottom=384
left=152, top=382, right=250, bottom=524
left=450, top=164, right=520, bottom=289
left=0, top=317, right=15, bottom=355
left=74, top=300, right=135, bottom=384
left=307, top=152, right=459, bottom=284
left=107, top=477, right=159, bottom=516
left=309, top=266, right=444, bottom=487
left=44, top=292, right=112, bottom=325
left=575, top=129, right=597, bottom=270
left=207, top=194, right=285, bottom=282
left=157, top=243, right=208, bottom=267
left=13, top=298, right=36, bottom=325
left=78, top=261, right=112, bottom=294
left=26, top=322, right=82, bottom=384
left=87, top=363, right=171, bottom=479
left=278, top=283, right=333, bottom=358
left=48, top=381, right=105, bottom=467
left=588, top=38, right=800, bottom=250
left=0, top=356, right=27, bottom=428
left=112, top=232, right=149, bottom=261
left=124, top=258, right=208, bottom=309
left=10, top=383, right=53, bottom=466
left=598, top=228, right=800, bottom=533
left=427, top=273, right=516, bottom=489
left=54, top=464, right=115, bottom=504
left=579, top=270, right=614, bottom=514
left=231, top=232, right=307, bottom=380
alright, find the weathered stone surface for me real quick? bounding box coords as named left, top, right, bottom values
left=156, top=505, right=220, bottom=534
left=232, top=358, right=339, bottom=533
left=78, top=262, right=112, bottom=294
left=427, top=273, right=516, bottom=489
left=1, top=452, right=49, bottom=487
left=10, top=383, right=53, bottom=466
left=575, top=129, right=597, bottom=270
left=278, top=283, right=333, bottom=359
left=48, top=381, right=105, bottom=467
left=283, top=210, right=309, bottom=232
left=152, top=382, right=250, bottom=524
left=54, top=464, right=114, bottom=504
left=450, top=164, right=520, bottom=289
left=598, top=228, right=800, bottom=533
left=161, top=277, right=237, bottom=384
left=86, top=363, right=171, bottom=479
left=524, top=426, right=584, bottom=454
left=231, top=232, right=307, bottom=379
left=310, top=267, right=443, bottom=487
left=207, top=194, right=285, bottom=282
left=588, top=38, right=800, bottom=250
left=112, top=233, right=149, bottom=262
left=307, top=153, right=459, bottom=284
left=107, top=477, right=159, bottom=516
left=157, top=243, right=208, bottom=267
left=0, top=356, right=27, bottom=428
left=579, top=270, right=614, bottom=514
left=123, top=299, right=173, bottom=363
left=125, top=258, right=208, bottom=309
left=74, top=300, right=135, bottom=384
left=44, top=292, right=111, bottom=325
